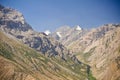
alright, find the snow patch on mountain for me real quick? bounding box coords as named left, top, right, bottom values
left=56, top=32, right=62, bottom=38
left=75, top=25, right=82, bottom=31
left=44, top=30, right=51, bottom=35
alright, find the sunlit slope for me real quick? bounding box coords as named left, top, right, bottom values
left=77, top=25, right=120, bottom=80
left=0, top=31, right=94, bottom=80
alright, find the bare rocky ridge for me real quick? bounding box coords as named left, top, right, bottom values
left=51, top=25, right=86, bottom=47
left=0, top=4, right=79, bottom=62
left=53, top=24, right=120, bottom=80
left=82, top=25, right=120, bottom=80
left=52, top=24, right=119, bottom=53
left=0, top=5, right=32, bottom=32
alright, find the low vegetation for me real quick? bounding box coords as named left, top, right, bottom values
left=0, top=31, right=96, bottom=80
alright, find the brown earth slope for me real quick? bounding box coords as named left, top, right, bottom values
left=0, top=30, right=92, bottom=80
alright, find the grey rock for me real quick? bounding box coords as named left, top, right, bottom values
left=0, top=4, right=80, bottom=63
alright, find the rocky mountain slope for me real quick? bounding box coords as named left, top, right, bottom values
left=0, top=4, right=96, bottom=80
left=81, top=25, right=120, bottom=80
left=0, top=31, right=91, bottom=80
left=51, top=25, right=87, bottom=47
left=53, top=24, right=120, bottom=80
left=2, top=3, right=119, bottom=80
left=0, top=4, right=77, bottom=61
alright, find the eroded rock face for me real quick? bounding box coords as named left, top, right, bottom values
left=0, top=4, right=80, bottom=63
left=0, top=5, right=32, bottom=32
left=53, top=24, right=120, bottom=53
left=86, top=25, right=120, bottom=80
left=73, top=25, right=120, bottom=80
left=52, top=23, right=120, bottom=80
left=20, top=33, right=68, bottom=58
left=51, top=25, right=87, bottom=52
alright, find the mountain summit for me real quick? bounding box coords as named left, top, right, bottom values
left=0, top=4, right=32, bottom=33
left=75, top=25, right=82, bottom=31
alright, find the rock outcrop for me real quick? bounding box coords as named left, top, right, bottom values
left=0, top=31, right=90, bottom=80
left=51, top=25, right=86, bottom=47
left=53, top=24, right=120, bottom=80
left=82, top=25, right=120, bottom=80
left=0, top=4, right=80, bottom=62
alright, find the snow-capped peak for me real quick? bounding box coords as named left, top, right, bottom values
left=75, top=25, right=82, bottom=31
left=44, top=30, right=51, bottom=35
left=56, top=32, right=62, bottom=38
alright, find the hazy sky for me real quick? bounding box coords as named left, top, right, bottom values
left=0, top=0, right=120, bottom=32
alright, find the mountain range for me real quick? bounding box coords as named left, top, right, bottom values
left=0, top=4, right=120, bottom=80
left=0, top=4, right=95, bottom=80
left=51, top=24, right=120, bottom=80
